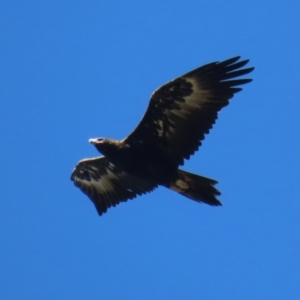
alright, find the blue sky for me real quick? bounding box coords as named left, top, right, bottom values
left=1, top=1, right=300, bottom=299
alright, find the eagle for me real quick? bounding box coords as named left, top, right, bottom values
left=71, top=56, right=254, bottom=216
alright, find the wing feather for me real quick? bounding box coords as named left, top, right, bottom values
left=125, top=56, right=254, bottom=166
left=71, top=157, right=157, bottom=215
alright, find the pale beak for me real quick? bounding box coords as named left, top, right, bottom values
left=89, top=138, right=97, bottom=145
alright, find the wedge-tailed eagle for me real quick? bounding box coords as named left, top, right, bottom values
left=71, top=56, right=254, bottom=216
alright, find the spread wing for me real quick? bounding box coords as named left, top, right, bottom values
left=71, top=156, right=157, bottom=215
left=124, top=56, right=254, bottom=166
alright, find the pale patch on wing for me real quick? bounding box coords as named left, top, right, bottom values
left=72, top=159, right=127, bottom=194
left=166, top=78, right=211, bottom=121
left=160, top=78, right=210, bottom=139
left=72, top=160, right=118, bottom=196
left=181, top=78, right=212, bottom=108
left=71, top=156, right=157, bottom=215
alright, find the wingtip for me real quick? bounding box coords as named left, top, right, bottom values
left=219, top=56, right=241, bottom=66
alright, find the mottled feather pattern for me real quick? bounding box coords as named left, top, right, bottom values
left=71, top=157, right=157, bottom=215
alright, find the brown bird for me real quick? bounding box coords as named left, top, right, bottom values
left=71, top=56, right=254, bottom=216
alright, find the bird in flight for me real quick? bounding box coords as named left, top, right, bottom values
left=71, top=56, right=254, bottom=216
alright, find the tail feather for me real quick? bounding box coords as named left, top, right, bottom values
left=168, top=169, right=222, bottom=206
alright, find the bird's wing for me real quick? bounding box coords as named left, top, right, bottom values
left=124, top=56, right=254, bottom=166
left=71, top=156, right=157, bottom=215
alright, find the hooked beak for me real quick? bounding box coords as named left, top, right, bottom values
left=89, top=138, right=98, bottom=145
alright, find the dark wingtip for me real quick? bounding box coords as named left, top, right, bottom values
left=218, top=56, right=241, bottom=66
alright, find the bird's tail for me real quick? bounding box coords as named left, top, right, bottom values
left=168, top=169, right=222, bottom=206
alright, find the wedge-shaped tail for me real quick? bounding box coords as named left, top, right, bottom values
left=168, top=170, right=222, bottom=206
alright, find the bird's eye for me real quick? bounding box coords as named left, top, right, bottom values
left=97, top=138, right=104, bottom=142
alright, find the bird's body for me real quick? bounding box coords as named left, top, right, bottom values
left=93, top=139, right=177, bottom=183
left=71, top=56, right=254, bottom=216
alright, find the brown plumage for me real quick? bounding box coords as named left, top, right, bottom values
left=71, top=56, right=254, bottom=216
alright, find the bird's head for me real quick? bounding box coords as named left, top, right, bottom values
left=89, top=137, right=116, bottom=155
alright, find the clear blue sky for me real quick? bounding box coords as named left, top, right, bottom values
left=1, top=1, right=300, bottom=299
